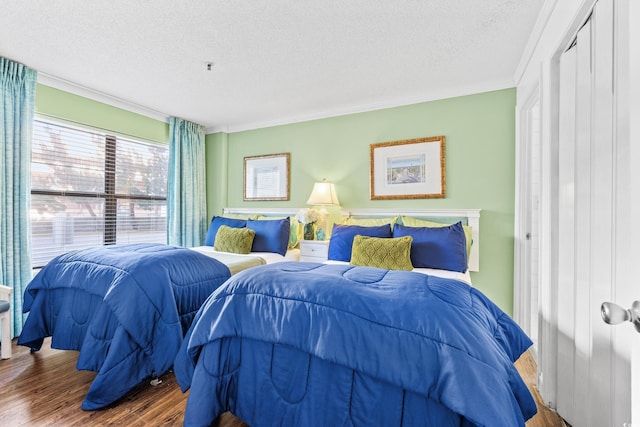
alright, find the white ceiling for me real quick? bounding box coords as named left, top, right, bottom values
left=0, top=1, right=545, bottom=133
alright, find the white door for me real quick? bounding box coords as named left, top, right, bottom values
left=552, top=0, right=635, bottom=425
left=514, top=90, right=541, bottom=357
left=623, top=0, right=640, bottom=423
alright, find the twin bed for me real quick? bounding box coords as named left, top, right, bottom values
left=18, top=208, right=537, bottom=425
left=175, top=262, right=535, bottom=426
left=17, top=210, right=300, bottom=410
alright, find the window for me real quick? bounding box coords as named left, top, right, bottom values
left=31, top=119, right=168, bottom=268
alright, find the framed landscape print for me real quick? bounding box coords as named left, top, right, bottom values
left=370, top=136, right=446, bottom=200
left=243, top=153, right=290, bottom=201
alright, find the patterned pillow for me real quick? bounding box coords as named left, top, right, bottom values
left=213, top=225, right=255, bottom=254
left=350, top=235, right=414, bottom=271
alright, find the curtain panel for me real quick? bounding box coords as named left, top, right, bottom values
left=0, top=57, right=37, bottom=337
left=167, top=117, right=207, bottom=247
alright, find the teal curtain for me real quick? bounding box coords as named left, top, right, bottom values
left=0, top=57, right=37, bottom=337
left=167, top=117, right=207, bottom=247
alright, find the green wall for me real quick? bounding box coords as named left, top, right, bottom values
left=35, top=84, right=169, bottom=143
left=206, top=88, right=517, bottom=313
left=35, top=83, right=516, bottom=314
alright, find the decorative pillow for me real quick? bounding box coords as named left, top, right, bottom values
left=328, top=224, right=393, bottom=262
left=258, top=216, right=302, bottom=248
left=247, top=218, right=291, bottom=256
left=342, top=215, right=399, bottom=230
left=213, top=225, right=255, bottom=254
left=393, top=222, right=468, bottom=272
left=289, top=218, right=302, bottom=248
left=350, top=235, right=414, bottom=271
left=401, top=216, right=472, bottom=261
left=223, top=213, right=259, bottom=220
left=204, top=216, right=247, bottom=246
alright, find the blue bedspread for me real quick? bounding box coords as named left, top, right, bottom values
left=18, top=243, right=231, bottom=410
left=175, top=262, right=537, bottom=427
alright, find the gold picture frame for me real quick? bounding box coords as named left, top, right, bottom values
left=243, top=153, right=290, bottom=201
left=370, top=136, right=446, bottom=200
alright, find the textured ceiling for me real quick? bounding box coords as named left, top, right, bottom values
left=0, top=1, right=544, bottom=132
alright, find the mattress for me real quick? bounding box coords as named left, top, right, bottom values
left=190, top=246, right=300, bottom=273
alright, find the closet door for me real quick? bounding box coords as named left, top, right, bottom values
left=628, top=0, right=640, bottom=422
left=555, top=0, right=634, bottom=425
left=556, top=38, right=577, bottom=423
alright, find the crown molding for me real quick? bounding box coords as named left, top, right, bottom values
left=37, top=72, right=169, bottom=123
left=36, top=72, right=514, bottom=136
left=205, top=78, right=515, bottom=134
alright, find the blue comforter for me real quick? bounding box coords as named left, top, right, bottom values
left=18, top=243, right=232, bottom=410
left=175, top=262, right=537, bottom=427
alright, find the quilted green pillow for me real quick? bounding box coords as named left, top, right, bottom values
left=350, top=235, right=413, bottom=271
left=214, top=225, right=255, bottom=254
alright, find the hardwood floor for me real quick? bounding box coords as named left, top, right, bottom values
left=1, top=338, right=568, bottom=426
left=515, top=351, right=571, bottom=427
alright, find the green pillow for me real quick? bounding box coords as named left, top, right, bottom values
left=223, top=213, right=260, bottom=220
left=401, top=216, right=472, bottom=260
left=343, top=216, right=399, bottom=230
left=289, top=218, right=301, bottom=248
left=214, top=225, right=255, bottom=254
left=350, top=235, right=414, bottom=271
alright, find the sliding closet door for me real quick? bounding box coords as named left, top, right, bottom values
left=555, top=0, right=633, bottom=425
left=628, top=0, right=640, bottom=422
left=556, top=39, right=577, bottom=423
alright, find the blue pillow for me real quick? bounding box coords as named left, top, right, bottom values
left=392, top=222, right=468, bottom=272
left=328, top=224, right=392, bottom=262
left=204, top=216, right=247, bottom=246
left=247, top=218, right=291, bottom=256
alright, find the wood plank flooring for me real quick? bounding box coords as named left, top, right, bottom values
left=515, top=352, right=571, bottom=427
left=0, top=338, right=568, bottom=426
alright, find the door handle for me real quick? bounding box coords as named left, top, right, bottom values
left=601, top=301, right=640, bottom=333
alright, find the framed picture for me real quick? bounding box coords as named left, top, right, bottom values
left=370, top=136, right=446, bottom=200
left=244, top=153, right=290, bottom=201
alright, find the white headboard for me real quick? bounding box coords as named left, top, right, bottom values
left=342, top=209, right=481, bottom=272
left=222, top=207, right=481, bottom=272
left=223, top=207, right=301, bottom=217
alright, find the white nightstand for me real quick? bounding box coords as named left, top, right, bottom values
left=299, top=239, right=330, bottom=262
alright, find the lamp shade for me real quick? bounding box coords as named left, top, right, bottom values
left=306, top=180, right=340, bottom=206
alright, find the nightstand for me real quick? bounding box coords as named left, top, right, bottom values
left=299, top=239, right=330, bottom=262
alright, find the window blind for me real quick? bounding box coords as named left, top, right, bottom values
left=31, top=119, right=168, bottom=268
